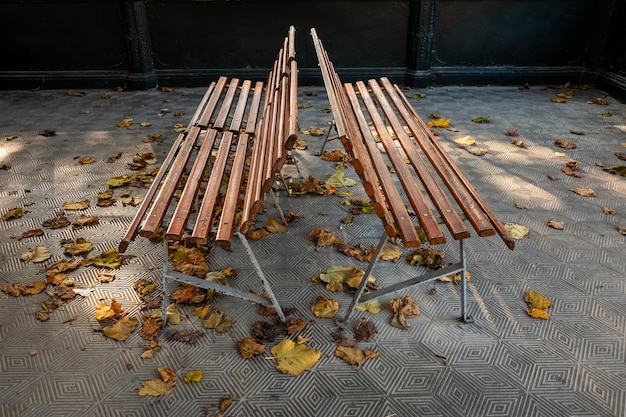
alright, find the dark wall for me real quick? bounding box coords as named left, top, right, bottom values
left=0, top=0, right=623, bottom=99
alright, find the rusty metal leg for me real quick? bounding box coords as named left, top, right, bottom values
left=459, top=239, right=474, bottom=323
left=341, top=233, right=388, bottom=323
left=236, top=232, right=286, bottom=322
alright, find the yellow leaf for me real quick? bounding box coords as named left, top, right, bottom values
left=301, top=126, right=325, bottom=136
left=555, top=151, right=567, bottom=157
left=265, top=216, right=287, bottom=233
left=88, top=248, right=122, bottom=269
left=183, top=370, right=203, bottom=383
left=63, top=199, right=90, bottom=210
left=103, top=316, right=138, bottom=341
left=426, top=118, right=451, bottom=128
left=203, top=309, right=233, bottom=332
left=356, top=299, right=381, bottom=314
left=166, top=304, right=181, bottom=325
left=335, top=346, right=378, bottom=366
left=64, top=237, right=94, bottom=255
left=95, top=299, right=123, bottom=321
left=3, top=207, right=23, bottom=220
left=503, top=223, right=529, bottom=239
left=550, top=97, right=568, bottom=103
left=158, top=368, right=176, bottom=383
left=454, top=135, right=476, bottom=146
left=20, top=245, right=52, bottom=263
left=527, top=307, right=550, bottom=320
left=138, top=379, right=173, bottom=396
left=107, top=176, right=131, bottom=188
left=524, top=291, right=552, bottom=309
left=471, top=116, right=490, bottom=123
left=116, top=118, right=133, bottom=128
left=378, top=245, right=402, bottom=262
left=192, top=303, right=211, bottom=320
left=78, top=157, right=96, bottom=164
left=270, top=338, right=322, bottom=376
left=325, top=171, right=357, bottom=188
left=311, top=296, right=339, bottom=318
left=602, top=207, right=616, bottom=215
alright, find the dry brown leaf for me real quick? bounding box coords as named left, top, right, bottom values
left=571, top=187, right=596, bottom=197
left=320, top=149, right=348, bottom=161
left=103, top=316, right=138, bottom=341
left=285, top=318, right=307, bottom=334
left=265, top=217, right=287, bottom=233
left=63, top=199, right=90, bottom=210
left=18, top=229, right=44, bottom=240
left=527, top=307, right=550, bottom=319
left=547, top=219, right=564, bottom=230
left=602, top=207, right=616, bottom=215
left=220, top=394, right=235, bottom=412
left=237, top=337, right=266, bottom=359
left=95, top=298, right=123, bottom=321
left=554, top=138, right=577, bottom=149
left=3, top=207, right=23, bottom=220
left=138, top=378, right=173, bottom=397
left=617, top=226, right=626, bottom=235
left=504, top=223, right=529, bottom=239
left=308, top=228, right=343, bottom=247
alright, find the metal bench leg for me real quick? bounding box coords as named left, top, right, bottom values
left=270, top=188, right=289, bottom=227
left=316, top=120, right=338, bottom=156
left=341, top=233, right=389, bottom=323
left=161, top=239, right=169, bottom=328
left=459, top=239, right=474, bottom=324
left=236, top=232, right=286, bottom=322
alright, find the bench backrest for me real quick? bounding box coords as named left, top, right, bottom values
left=119, top=26, right=298, bottom=252
left=311, top=28, right=514, bottom=250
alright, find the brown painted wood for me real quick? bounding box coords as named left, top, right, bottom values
left=198, top=76, right=228, bottom=128
left=230, top=79, right=251, bottom=133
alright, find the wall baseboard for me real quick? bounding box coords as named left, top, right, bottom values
left=0, top=70, right=128, bottom=91
left=597, top=71, right=626, bottom=102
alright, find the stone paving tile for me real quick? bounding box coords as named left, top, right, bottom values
left=0, top=83, right=625, bottom=417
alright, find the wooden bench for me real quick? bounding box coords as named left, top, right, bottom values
left=119, top=26, right=298, bottom=322
left=310, top=28, right=515, bottom=323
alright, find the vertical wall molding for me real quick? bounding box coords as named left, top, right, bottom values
left=405, top=0, right=436, bottom=87
left=121, top=0, right=157, bottom=89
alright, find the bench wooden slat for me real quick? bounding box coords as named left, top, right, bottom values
left=214, top=78, right=240, bottom=131
left=239, top=123, right=265, bottom=235
left=198, top=76, right=228, bottom=128
left=366, top=79, right=471, bottom=241
left=165, top=129, right=218, bottom=241
left=383, top=80, right=496, bottom=237
left=190, top=130, right=234, bottom=244
left=139, top=126, right=202, bottom=238
left=344, top=83, right=421, bottom=246
left=245, top=81, right=264, bottom=136
left=230, top=79, right=251, bottom=132
left=215, top=133, right=250, bottom=248
left=287, top=58, right=299, bottom=149
left=390, top=81, right=516, bottom=249
left=355, top=81, right=446, bottom=245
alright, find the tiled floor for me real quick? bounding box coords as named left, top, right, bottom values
left=0, top=82, right=625, bottom=417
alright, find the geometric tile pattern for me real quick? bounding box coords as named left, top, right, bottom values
left=1, top=84, right=625, bottom=417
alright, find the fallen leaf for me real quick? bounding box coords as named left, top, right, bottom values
left=107, top=175, right=131, bottom=188
left=547, top=219, right=564, bottom=230
left=63, top=199, right=90, bottom=210
left=550, top=97, right=567, bottom=103
left=183, top=370, right=202, bottom=383
left=554, top=138, right=576, bottom=149
left=466, top=147, right=487, bottom=156
left=618, top=226, right=626, bottom=235
left=116, top=118, right=133, bottom=128
left=311, top=296, right=339, bottom=318
left=165, top=328, right=204, bottom=344
left=265, top=216, right=287, bottom=233
left=587, top=98, right=608, bottom=105
left=97, top=270, right=116, bottom=283
left=42, top=215, right=70, bottom=229
left=301, top=126, right=325, bottom=136
left=454, top=136, right=476, bottom=146
left=96, top=298, right=123, bottom=321
left=270, top=338, right=322, bottom=376
left=504, top=223, right=529, bottom=239
left=103, top=316, right=138, bottom=341
left=335, top=346, right=379, bottom=366
left=3, top=207, right=23, bottom=220
left=471, top=116, right=490, bottom=123
left=407, top=92, right=425, bottom=99
left=78, top=157, right=96, bottom=164
left=602, top=207, right=616, bottom=215
left=601, top=112, right=612, bottom=117
left=20, top=245, right=52, bottom=263
left=38, top=130, right=56, bottom=137
left=356, top=299, right=381, bottom=314
left=604, top=165, right=626, bottom=176
left=138, top=378, right=173, bottom=397
left=389, top=296, right=420, bottom=329
left=320, top=149, right=348, bottom=162
left=308, top=228, right=343, bottom=247
left=524, top=291, right=552, bottom=309
left=614, top=152, right=626, bottom=161
left=555, top=151, right=567, bottom=157
left=238, top=337, right=266, bottom=359
left=325, top=171, right=357, bottom=188
left=355, top=317, right=378, bottom=342
left=527, top=307, right=550, bottom=319
left=285, top=318, right=307, bottom=334
left=18, top=229, right=44, bottom=240
left=87, top=248, right=122, bottom=269
left=319, top=108, right=332, bottom=114
left=505, top=129, right=519, bottom=137
left=571, top=187, right=596, bottom=197
left=220, top=394, right=235, bottom=412
left=406, top=247, right=446, bottom=269
left=427, top=118, right=451, bottom=128
left=64, top=237, right=94, bottom=255
left=570, top=129, right=585, bottom=135
left=438, top=271, right=471, bottom=283
left=22, top=280, right=47, bottom=295
left=203, top=309, right=233, bottom=333
left=72, top=216, right=99, bottom=229
left=166, top=303, right=181, bottom=325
